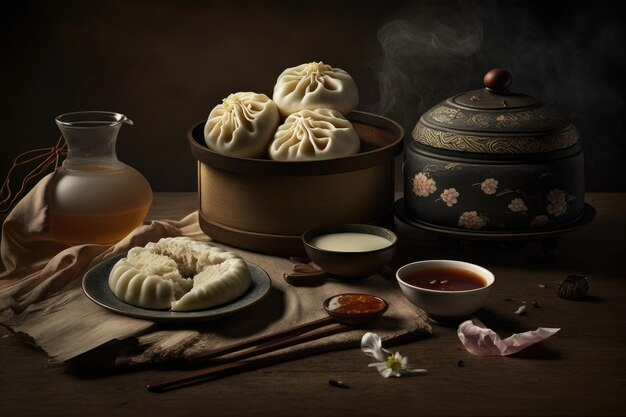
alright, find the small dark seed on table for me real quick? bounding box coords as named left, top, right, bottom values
left=457, top=360, right=464, bottom=367
left=329, top=379, right=350, bottom=389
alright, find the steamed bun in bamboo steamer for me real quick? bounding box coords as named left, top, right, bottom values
left=269, top=108, right=360, bottom=161
left=204, top=92, right=279, bottom=158
left=272, top=62, right=359, bottom=117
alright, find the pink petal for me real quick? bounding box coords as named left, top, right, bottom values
left=457, top=318, right=560, bottom=356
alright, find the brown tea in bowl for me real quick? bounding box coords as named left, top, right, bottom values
left=396, top=260, right=495, bottom=320
left=402, top=268, right=487, bottom=292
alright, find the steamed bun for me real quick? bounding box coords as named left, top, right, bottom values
left=272, top=62, right=359, bottom=117
left=268, top=108, right=360, bottom=161
left=204, top=92, right=279, bottom=158
left=108, top=237, right=251, bottom=311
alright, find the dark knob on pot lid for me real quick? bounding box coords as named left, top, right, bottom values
left=484, top=68, right=512, bottom=92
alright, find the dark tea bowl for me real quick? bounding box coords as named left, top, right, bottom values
left=396, top=260, right=495, bottom=322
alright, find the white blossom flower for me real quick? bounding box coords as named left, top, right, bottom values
left=547, top=202, right=568, bottom=217
left=547, top=189, right=567, bottom=204
left=440, top=188, right=459, bottom=207
left=458, top=211, right=487, bottom=229
left=412, top=173, right=437, bottom=197
left=529, top=215, right=549, bottom=228
left=508, top=198, right=528, bottom=212
left=480, top=178, right=498, bottom=195
left=546, top=189, right=568, bottom=217
left=361, top=332, right=427, bottom=378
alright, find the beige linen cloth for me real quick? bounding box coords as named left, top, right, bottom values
left=0, top=174, right=430, bottom=368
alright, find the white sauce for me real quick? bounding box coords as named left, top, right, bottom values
left=309, top=232, right=392, bottom=252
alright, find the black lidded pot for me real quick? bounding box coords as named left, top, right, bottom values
left=404, top=68, right=585, bottom=232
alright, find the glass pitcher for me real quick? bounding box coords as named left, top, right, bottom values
left=47, top=111, right=153, bottom=244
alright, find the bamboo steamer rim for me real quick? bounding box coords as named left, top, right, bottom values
left=188, top=110, right=404, bottom=176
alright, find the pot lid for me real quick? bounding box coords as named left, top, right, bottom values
left=412, top=69, right=579, bottom=154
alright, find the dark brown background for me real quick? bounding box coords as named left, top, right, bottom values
left=2, top=0, right=624, bottom=192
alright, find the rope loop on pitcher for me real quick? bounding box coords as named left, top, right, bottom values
left=0, top=136, right=68, bottom=213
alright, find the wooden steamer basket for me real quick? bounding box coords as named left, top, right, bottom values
left=189, top=111, right=404, bottom=256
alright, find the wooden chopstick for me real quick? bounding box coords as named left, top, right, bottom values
left=147, top=323, right=352, bottom=393
left=207, top=323, right=351, bottom=363
left=197, top=316, right=335, bottom=361
left=147, top=355, right=285, bottom=393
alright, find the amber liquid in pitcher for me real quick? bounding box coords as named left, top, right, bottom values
left=49, top=112, right=153, bottom=245
left=49, top=205, right=150, bottom=245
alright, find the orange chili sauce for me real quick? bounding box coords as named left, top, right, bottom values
left=327, top=294, right=386, bottom=315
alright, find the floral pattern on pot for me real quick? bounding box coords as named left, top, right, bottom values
left=546, top=188, right=570, bottom=217
left=479, top=178, right=498, bottom=195
left=412, top=172, right=437, bottom=197
left=458, top=211, right=488, bottom=229
left=439, top=188, right=459, bottom=207
left=530, top=215, right=549, bottom=228
left=508, top=198, right=528, bottom=212
left=406, top=161, right=578, bottom=231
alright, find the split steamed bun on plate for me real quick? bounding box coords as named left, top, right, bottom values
left=269, top=108, right=360, bottom=161
left=272, top=62, right=359, bottom=117
left=108, top=237, right=251, bottom=311
left=204, top=92, right=279, bottom=158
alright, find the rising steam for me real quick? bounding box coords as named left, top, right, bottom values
left=369, top=0, right=624, bottom=191
left=371, top=1, right=483, bottom=127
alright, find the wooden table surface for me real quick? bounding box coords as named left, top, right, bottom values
left=1, top=193, right=625, bottom=417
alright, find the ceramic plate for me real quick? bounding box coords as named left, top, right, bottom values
left=394, top=198, right=596, bottom=241
left=82, top=253, right=271, bottom=323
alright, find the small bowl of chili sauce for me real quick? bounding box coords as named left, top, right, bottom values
left=324, top=293, right=388, bottom=326
left=396, top=260, right=495, bottom=322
